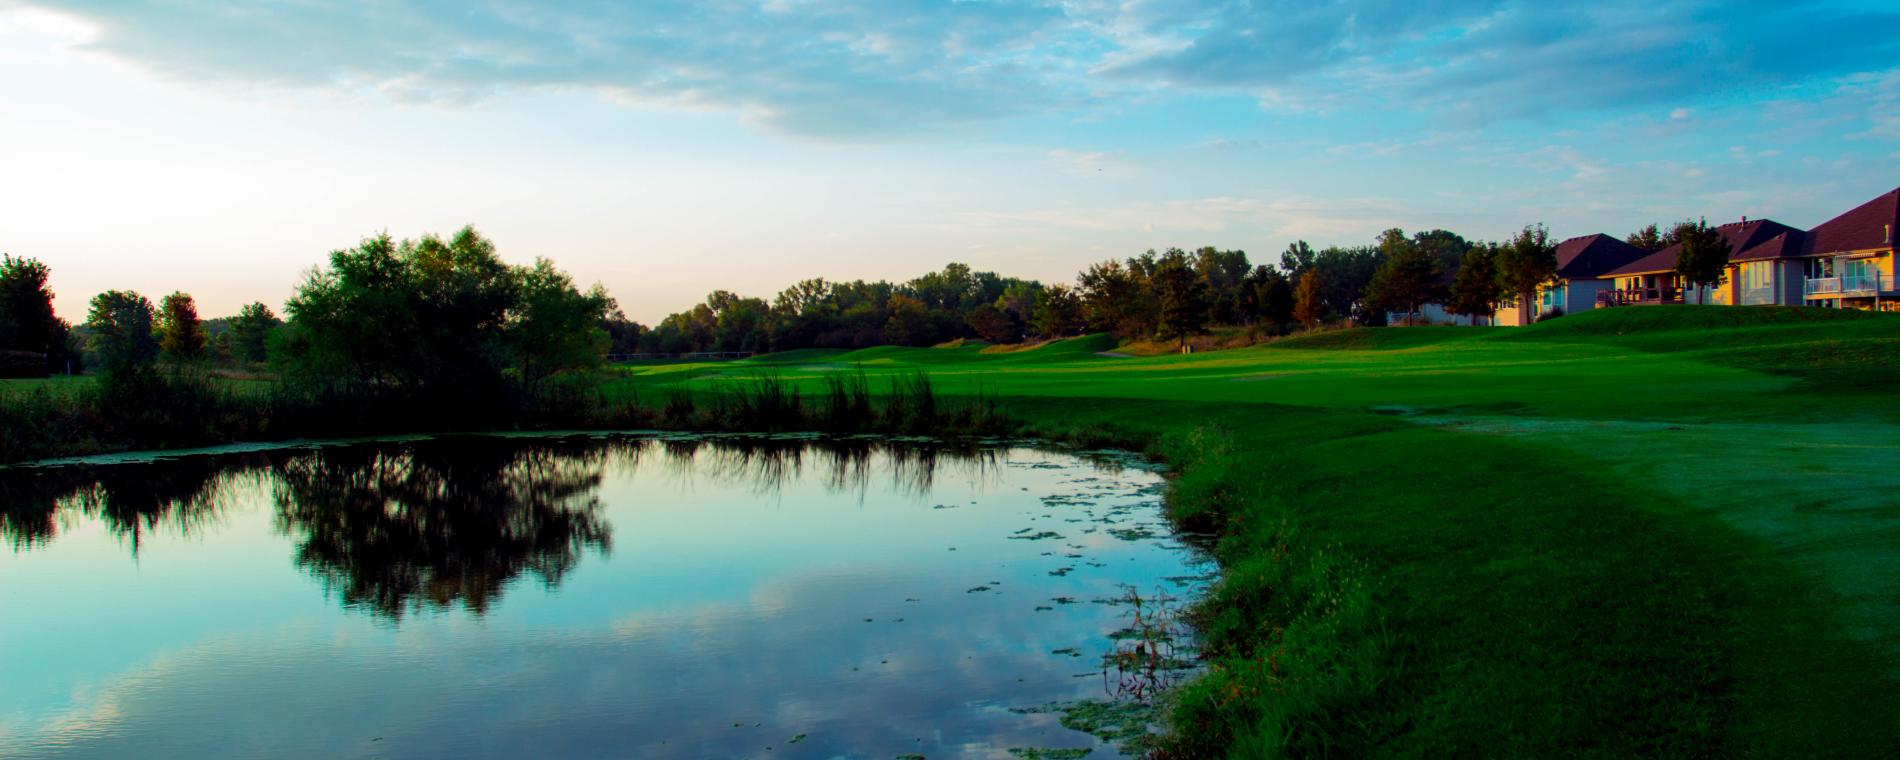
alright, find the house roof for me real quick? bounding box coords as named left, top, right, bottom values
left=1554, top=234, right=1649, bottom=279
left=1802, top=187, right=1899, bottom=256
left=1603, top=218, right=1805, bottom=276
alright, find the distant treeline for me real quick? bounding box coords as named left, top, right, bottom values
left=616, top=226, right=1555, bottom=353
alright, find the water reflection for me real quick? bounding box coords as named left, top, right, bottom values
left=3, top=436, right=1017, bottom=619
left=1, top=435, right=1201, bottom=759
left=271, top=439, right=615, bottom=619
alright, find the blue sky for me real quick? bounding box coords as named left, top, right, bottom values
left=1, top=1, right=1896, bottom=322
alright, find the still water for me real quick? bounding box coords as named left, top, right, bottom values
left=0, top=434, right=1212, bottom=759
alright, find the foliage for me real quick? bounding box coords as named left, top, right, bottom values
left=276, top=226, right=609, bottom=404
left=1446, top=241, right=1502, bottom=321
left=965, top=303, right=1019, bottom=343
left=1032, top=284, right=1085, bottom=338
left=1292, top=270, right=1324, bottom=330
left=1250, top=266, right=1294, bottom=331
left=85, top=290, right=160, bottom=376
left=1625, top=222, right=1682, bottom=251
left=1153, top=249, right=1210, bottom=348
left=0, top=254, right=57, bottom=358
left=158, top=291, right=207, bottom=362
left=1674, top=218, right=1733, bottom=293
left=227, top=301, right=282, bottom=364
left=1494, top=224, right=1558, bottom=315
left=510, top=259, right=612, bottom=390
left=1365, top=228, right=1445, bottom=324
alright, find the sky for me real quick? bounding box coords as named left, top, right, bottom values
left=1, top=1, right=1896, bottom=324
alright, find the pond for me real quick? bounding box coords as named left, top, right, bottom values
left=0, top=434, right=1213, bottom=759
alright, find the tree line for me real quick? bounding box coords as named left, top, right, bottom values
left=0, top=216, right=1747, bottom=386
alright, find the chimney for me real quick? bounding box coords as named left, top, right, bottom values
left=1741, top=215, right=1747, bottom=224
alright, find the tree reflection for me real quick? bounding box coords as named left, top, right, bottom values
left=0, top=456, right=258, bottom=552
left=270, top=438, right=614, bottom=620
left=3, top=434, right=1018, bottom=620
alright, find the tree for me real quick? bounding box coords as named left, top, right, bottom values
left=1365, top=229, right=1444, bottom=325
left=1494, top=224, right=1559, bottom=324
left=964, top=303, right=1018, bottom=343
left=995, top=281, right=1041, bottom=326
left=1251, top=267, right=1295, bottom=332
left=1673, top=219, right=1732, bottom=303
left=1280, top=241, right=1316, bottom=276
left=1292, top=270, right=1324, bottom=331
left=0, top=254, right=57, bottom=358
left=228, top=302, right=282, bottom=364
left=1076, top=259, right=1155, bottom=338
left=1153, top=250, right=1209, bottom=350
left=1193, top=247, right=1251, bottom=324
left=1032, top=284, right=1084, bottom=338
left=1446, top=242, right=1502, bottom=324
left=86, top=290, right=160, bottom=376
left=510, top=259, right=613, bottom=390
left=157, top=292, right=207, bottom=363
left=279, top=226, right=608, bottom=401
left=1625, top=223, right=1679, bottom=252
left=881, top=294, right=931, bottom=346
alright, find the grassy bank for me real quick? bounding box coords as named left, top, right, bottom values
left=606, top=306, right=1900, bottom=757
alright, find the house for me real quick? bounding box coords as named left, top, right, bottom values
left=1598, top=218, right=1806, bottom=307
left=1800, top=187, right=1899, bottom=310
left=1495, top=234, right=1648, bottom=325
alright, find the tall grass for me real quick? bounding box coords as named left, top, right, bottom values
left=659, top=371, right=1008, bottom=437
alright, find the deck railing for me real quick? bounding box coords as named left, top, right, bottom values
left=1596, top=287, right=1683, bottom=308
left=1803, top=274, right=1885, bottom=297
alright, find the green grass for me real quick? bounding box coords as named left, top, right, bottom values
left=607, top=305, right=1900, bottom=757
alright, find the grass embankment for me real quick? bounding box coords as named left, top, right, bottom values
left=607, top=306, right=1900, bottom=757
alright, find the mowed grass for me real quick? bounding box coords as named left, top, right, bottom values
left=611, top=306, right=1900, bottom=757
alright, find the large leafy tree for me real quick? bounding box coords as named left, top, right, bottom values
left=86, top=290, right=160, bottom=376
left=1495, top=224, right=1558, bottom=321
left=1447, top=242, right=1502, bottom=324
left=157, top=292, right=207, bottom=362
left=964, top=303, right=1018, bottom=343
left=0, top=254, right=57, bottom=355
left=1365, top=229, right=1444, bottom=326
left=1248, top=266, right=1295, bottom=332
left=1673, top=219, right=1732, bottom=302
left=510, top=259, right=612, bottom=390
left=1031, top=284, right=1084, bottom=339
left=1192, top=246, right=1251, bottom=324
left=227, top=302, right=282, bottom=364
left=279, top=226, right=608, bottom=399
left=1153, top=250, right=1209, bottom=350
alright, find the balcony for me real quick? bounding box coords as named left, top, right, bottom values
left=1596, top=287, right=1683, bottom=308
left=1804, top=274, right=1888, bottom=298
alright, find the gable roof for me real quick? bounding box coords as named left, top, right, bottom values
left=1554, top=234, right=1649, bottom=279
left=1603, top=218, right=1805, bottom=276
left=1803, top=187, right=1899, bottom=256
